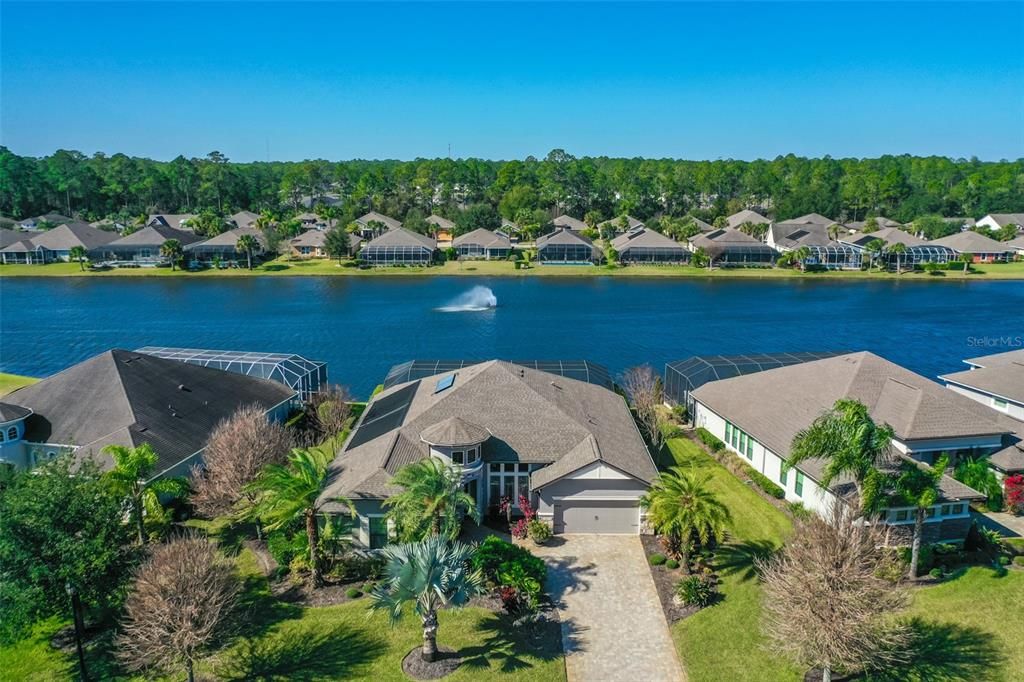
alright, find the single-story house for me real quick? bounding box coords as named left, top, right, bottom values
left=940, top=349, right=1024, bottom=423
left=841, top=226, right=924, bottom=249
left=766, top=222, right=860, bottom=269
left=0, top=349, right=295, bottom=479
left=0, top=222, right=118, bottom=264
left=290, top=229, right=328, bottom=258
left=598, top=215, right=645, bottom=235
left=840, top=227, right=955, bottom=268
left=726, top=209, right=771, bottom=230
left=453, top=228, right=511, bottom=260
left=1004, top=236, right=1024, bottom=256
left=846, top=216, right=904, bottom=232
left=185, top=226, right=268, bottom=265
left=551, top=214, right=588, bottom=232
left=360, top=227, right=437, bottom=266
left=0, top=228, right=23, bottom=250
left=536, top=228, right=603, bottom=264
left=688, top=228, right=777, bottom=266
left=610, top=227, right=688, bottom=264
left=975, top=213, right=1024, bottom=234
left=355, top=211, right=402, bottom=239
left=103, top=224, right=202, bottom=265
left=17, top=212, right=72, bottom=230
left=691, top=351, right=1008, bottom=544
left=147, top=214, right=196, bottom=231
left=317, top=360, right=657, bottom=546
left=230, top=211, right=260, bottom=229
left=426, top=215, right=456, bottom=247
left=295, top=212, right=329, bottom=230
left=929, top=231, right=1015, bottom=263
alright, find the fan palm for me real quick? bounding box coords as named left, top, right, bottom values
left=639, top=467, right=731, bottom=567
left=892, top=455, right=948, bottom=579
left=160, top=238, right=183, bottom=270
left=236, top=233, right=258, bottom=269
left=384, top=458, right=480, bottom=542
left=786, top=398, right=894, bottom=516
left=102, top=443, right=187, bottom=544
left=370, top=536, right=483, bottom=662
left=247, top=447, right=353, bottom=586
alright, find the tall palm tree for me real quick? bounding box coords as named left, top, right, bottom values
left=639, top=467, right=731, bottom=567
left=786, top=399, right=895, bottom=516
left=69, top=245, right=88, bottom=270
left=370, top=536, right=483, bottom=662
left=864, top=238, right=885, bottom=270
left=236, top=233, right=258, bottom=270
left=892, top=455, right=948, bottom=580
left=160, top=238, right=183, bottom=271
left=102, top=443, right=186, bottom=544
left=247, top=447, right=353, bottom=587
left=888, top=242, right=907, bottom=275
left=793, top=245, right=812, bottom=272
left=384, top=458, right=480, bottom=542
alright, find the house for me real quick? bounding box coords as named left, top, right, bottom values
left=295, top=212, right=328, bottom=230
left=0, top=222, right=118, bottom=264
left=846, top=216, right=904, bottom=232
left=975, top=213, right=1024, bottom=233
left=0, top=349, right=295, bottom=478
left=289, top=229, right=328, bottom=258
left=610, top=227, right=689, bottom=264
left=147, top=214, right=196, bottom=231
left=691, top=217, right=715, bottom=233
left=766, top=222, right=860, bottom=269
left=359, top=227, right=436, bottom=266
left=354, top=211, right=402, bottom=239
left=551, top=214, right=588, bottom=232
left=536, top=228, right=603, bottom=264
left=840, top=227, right=953, bottom=268
left=690, top=351, right=1008, bottom=544
left=185, top=226, right=267, bottom=265
left=930, top=231, right=1015, bottom=263
left=1005, top=236, right=1024, bottom=256
left=598, top=215, right=645, bottom=235
left=687, top=228, right=777, bottom=266
left=17, top=212, right=72, bottom=230
left=0, top=228, right=22, bottom=249
left=726, top=209, right=771, bottom=229
left=426, top=215, right=456, bottom=247
left=501, top=219, right=521, bottom=243
left=230, top=211, right=260, bottom=229
left=453, top=228, right=512, bottom=260
left=842, top=226, right=924, bottom=249
left=316, top=360, right=657, bottom=546
left=103, top=224, right=202, bottom=265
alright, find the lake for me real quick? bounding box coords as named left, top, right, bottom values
left=1, top=277, right=1022, bottom=398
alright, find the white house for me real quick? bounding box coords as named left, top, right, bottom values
left=975, top=213, right=1024, bottom=233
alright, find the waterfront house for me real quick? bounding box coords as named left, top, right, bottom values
left=426, top=215, right=456, bottom=247
left=598, top=215, right=645, bottom=235
left=185, top=226, right=268, bottom=265
left=536, top=228, right=603, bottom=264
left=766, top=222, right=860, bottom=269
left=359, top=227, right=437, bottom=266
left=0, top=228, right=22, bottom=249
left=1004, top=236, right=1024, bottom=256
left=103, top=224, right=201, bottom=265
left=842, top=226, right=924, bottom=249
left=930, top=231, right=1015, bottom=263
left=147, top=214, right=196, bottom=231
left=975, top=213, right=1024, bottom=233
left=687, top=228, right=777, bottom=267
left=610, top=226, right=688, bottom=264
left=354, top=211, right=402, bottom=239
left=552, top=214, right=588, bottom=232
left=289, top=229, right=328, bottom=258
left=0, top=221, right=118, bottom=264
left=453, top=228, right=511, bottom=260
left=317, top=360, right=657, bottom=546
left=726, top=209, right=771, bottom=229
left=689, top=351, right=1007, bottom=544
left=0, top=349, right=295, bottom=479
left=840, top=227, right=954, bottom=268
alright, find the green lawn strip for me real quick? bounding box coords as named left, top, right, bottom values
left=0, top=372, right=37, bottom=395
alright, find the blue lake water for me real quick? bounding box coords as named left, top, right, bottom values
left=1, top=276, right=1022, bottom=398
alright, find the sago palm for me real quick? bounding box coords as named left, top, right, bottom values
left=370, top=536, right=483, bottom=662
left=639, top=467, right=731, bottom=567
left=102, top=443, right=187, bottom=544
left=384, top=458, right=481, bottom=542
left=892, top=455, right=948, bottom=579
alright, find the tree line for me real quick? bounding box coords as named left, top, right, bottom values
left=2, top=147, right=1022, bottom=229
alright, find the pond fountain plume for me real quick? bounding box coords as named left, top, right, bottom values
left=436, top=286, right=498, bottom=312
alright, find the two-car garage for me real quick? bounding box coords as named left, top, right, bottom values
left=554, top=499, right=641, bottom=534
left=535, top=460, right=648, bottom=535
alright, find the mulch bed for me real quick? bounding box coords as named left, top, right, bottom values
left=641, top=535, right=701, bottom=623
left=402, top=646, right=462, bottom=680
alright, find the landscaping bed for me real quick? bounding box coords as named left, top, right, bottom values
left=641, top=535, right=701, bottom=623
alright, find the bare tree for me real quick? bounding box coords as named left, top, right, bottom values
left=306, top=384, right=353, bottom=443
left=622, top=365, right=665, bottom=451
left=190, top=405, right=292, bottom=531
left=758, top=502, right=910, bottom=682
left=116, top=534, right=239, bottom=682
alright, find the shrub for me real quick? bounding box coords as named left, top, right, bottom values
left=472, top=536, right=546, bottom=587
left=649, top=553, right=667, bottom=566
left=346, top=588, right=362, bottom=599
left=672, top=404, right=688, bottom=422
left=787, top=501, right=811, bottom=519
left=1005, top=474, right=1024, bottom=514
left=1013, top=556, right=1024, bottom=567
left=675, top=575, right=717, bottom=607
left=527, top=519, right=553, bottom=544
left=334, top=554, right=386, bottom=583
left=666, top=559, right=680, bottom=570
left=928, top=567, right=943, bottom=579
left=1004, top=538, right=1024, bottom=555
left=998, top=555, right=1010, bottom=566
left=266, top=526, right=308, bottom=567
left=696, top=428, right=724, bottom=452
left=748, top=469, right=785, bottom=499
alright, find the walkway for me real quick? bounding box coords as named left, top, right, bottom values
left=533, top=534, right=686, bottom=682
left=974, top=509, right=1024, bottom=537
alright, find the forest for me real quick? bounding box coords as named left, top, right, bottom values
left=2, top=147, right=1022, bottom=231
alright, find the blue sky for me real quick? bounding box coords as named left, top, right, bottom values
left=2, top=1, right=1022, bottom=161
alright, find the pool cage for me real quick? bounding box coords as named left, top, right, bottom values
left=707, top=244, right=778, bottom=267
left=137, top=346, right=327, bottom=402
left=359, top=244, right=435, bottom=265
left=618, top=246, right=691, bottom=264
left=664, top=351, right=847, bottom=417
left=887, top=245, right=955, bottom=267
left=384, top=359, right=616, bottom=391
left=537, top=243, right=602, bottom=264
left=803, top=244, right=861, bottom=270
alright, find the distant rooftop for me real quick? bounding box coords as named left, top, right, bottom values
left=384, top=359, right=615, bottom=391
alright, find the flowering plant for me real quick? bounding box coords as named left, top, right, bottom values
left=1005, top=474, right=1024, bottom=515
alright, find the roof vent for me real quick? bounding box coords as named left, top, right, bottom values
left=550, top=381, right=562, bottom=390
left=178, top=384, right=187, bottom=391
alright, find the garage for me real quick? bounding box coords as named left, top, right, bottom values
left=554, top=499, right=640, bottom=534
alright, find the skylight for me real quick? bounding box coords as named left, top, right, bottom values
left=434, top=374, right=456, bottom=394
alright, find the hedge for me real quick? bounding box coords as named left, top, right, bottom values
left=696, top=427, right=724, bottom=452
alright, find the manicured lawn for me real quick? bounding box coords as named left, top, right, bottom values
left=0, top=372, right=36, bottom=395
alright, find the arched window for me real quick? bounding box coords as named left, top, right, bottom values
left=6, top=426, right=15, bottom=441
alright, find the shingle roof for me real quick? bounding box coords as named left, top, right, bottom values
left=536, top=228, right=596, bottom=247
left=230, top=211, right=260, bottom=228
left=610, top=227, right=684, bottom=251
left=941, top=363, right=1024, bottom=405
left=930, top=231, right=1014, bottom=254
left=108, top=224, right=202, bottom=248
left=982, top=213, right=1024, bottom=228
left=964, top=349, right=1024, bottom=369
left=0, top=402, right=32, bottom=423
left=847, top=217, right=903, bottom=231
left=319, top=361, right=655, bottom=505
left=598, top=215, right=645, bottom=231
left=291, top=229, right=328, bottom=247
left=5, top=350, right=295, bottom=476
left=781, top=213, right=837, bottom=227
left=552, top=215, right=588, bottom=231
left=419, top=416, right=491, bottom=447
left=689, top=227, right=767, bottom=248
left=769, top=222, right=833, bottom=248
left=363, top=227, right=436, bottom=250
left=185, top=226, right=267, bottom=250
left=20, top=213, right=72, bottom=227
left=842, top=227, right=924, bottom=248
left=452, top=228, right=511, bottom=249
left=692, top=218, right=715, bottom=232
left=1004, top=236, right=1024, bottom=251
left=0, top=228, right=23, bottom=249
left=356, top=211, right=402, bottom=230
left=1, top=238, right=35, bottom=254
left=426, top=215, right=455, bottom=230
left=25, top=222, right=119, bottom=251
left=726, top=210, right=771, bottom=228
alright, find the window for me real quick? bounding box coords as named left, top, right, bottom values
left=489, top=463, right=501, bottom=472
left=452, top=451, right=464, bottom=465
left=746, top=436, right=754, bottom=459
left=779, top=467, right=787, bottom=486
left=951, top=504, right=964, bottom=515
left=941, top=505, right=951, bottom=516
left=739, top=432, right=747, bottom=455
left=368, top=516, right=388, bottom=549
left=725, top=422, right=732, bottom=443
left=895, top=509, right=909, bottom=522
left=795, top=471, right=805, bottom=497
left=926, top=508, right=937, bottom=518
left=6, top=426, right=15, bottom=441
left=465, top=447, right=477, bottom=464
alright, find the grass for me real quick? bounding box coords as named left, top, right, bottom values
left=0, top=372, right=37, bottom=395
left=2, top=258, right=1023, bottom=280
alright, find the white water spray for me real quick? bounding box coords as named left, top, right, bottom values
left=437, top=286, right=498, bottom=312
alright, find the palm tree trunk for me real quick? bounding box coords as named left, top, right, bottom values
left=679, top=532, right=690, bottom=573
left=421, top=609, right=439, bottom=662
left=306, top=508, right=321, bottom=587
left=247, top=251, right=252, bottom=270
left=910, top=507, right=924, bottom=580
left=134, top=494, right=146, bottom=545
left=431, top=513, right=442, bottom=537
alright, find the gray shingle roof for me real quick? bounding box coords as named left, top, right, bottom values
left=552, top=215, right=588, bottom=231
left=419, top=416, right=491, bottom=447
left=726, top=210, right=770, bottom=228
left=689, top=227, right=768, bottom=249
left=356, top=211, right=402, bottom=230
left=452, top=228, right=511, bottom=249
left=108, top=224, right=202, bottom=248
left=185, top=226, right=267, bottom=250
left=769, top=222, right=833, bottom=248
left=841, top=227, right=924, bottom=248
left=0, top=402, right=32, bottom=423
left=941, top=362, right=1024, bottom=405
left=537, top=228, right=595, bottom=247
left=363, top=227, right=436, bottom=250
left=930, top=231, right=1014, bottom=254
left=610, top=227, right=684, bottom=251
left=25, top=222, right=118, bottom=251
left=964, top=349, right=1024, bottom=368
left=0, top=228, right=24, bottom=248
left=291, top=229, right=328, bottom=247
left=147, top=214, right=196, bottom=230
left=426, top=215, right=455, bottom=230
left=982, top=213, right=1024, bottom=228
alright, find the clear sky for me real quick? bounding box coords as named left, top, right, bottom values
left=2, top=1, right=1022, bottom=162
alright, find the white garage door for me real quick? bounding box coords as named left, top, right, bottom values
left=555, top=499, right=639, bottom=534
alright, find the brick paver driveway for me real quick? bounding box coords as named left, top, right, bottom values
left=533, top=534, right=686, bottom=682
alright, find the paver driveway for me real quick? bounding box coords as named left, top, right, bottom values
left=533, top=534, right=686, bottom=682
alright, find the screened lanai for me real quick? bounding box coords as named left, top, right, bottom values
left=384, top=359, right=616, bottom=391
left=805, top=244, right=861, bottom=270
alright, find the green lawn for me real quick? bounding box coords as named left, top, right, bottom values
left=0, top=372, right=36, bottom=396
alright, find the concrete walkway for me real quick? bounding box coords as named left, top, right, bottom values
left=974, top=510, right=1024, bottom=537
left=533, top=535, right=686, bottom=682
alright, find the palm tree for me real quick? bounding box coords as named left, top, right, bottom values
left=786, top=399, right=895, bottom=516
left=370, top=536, right=483, bottom=662
left=827, top=223, right=843, bottom=241
left=384, top=458, right=480, bottom=542
left=102, top=443, right=186, bottom=544
left=793, top=245, right=812, bottom=272
left=958, top=252, right=973, bottom=273
left=236, top=233, right=258, bottom=270
left=160, top=238, right=183, bottom=271
left=888, top=242, right=907, bottom=275
left=892, top=455, right=948, bottom=580
left=864, top=238, right=885, bottom=270
left=69, top=245, right=88, bottom=270
left=639, top=467, right=731, bottom=568
left=247, top=447, right=353, bottom=587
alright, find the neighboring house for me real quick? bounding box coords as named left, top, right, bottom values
left=841, top=226, right=924, bottom=249
left=354, top=211, right=402, bottom=239
left=0, top=222, right=118, bottom=264
left=317, top=360, right=657, bottom=546
left=766, top=222, right=860, bottom=269
left=975, top=213, right=1024, bottom=233
left=0, top=349, right=295, bottom=479
left=690, top=351, right=1006, bottom=544
left=1005, top=236, right=1024, bottom=256
left=846, top=216, right=904, bottom=231
left=598, top=215, right=645, bottom=235
left=687, top=228, right=777, bottom=266
left=295, top=212, right=329, bottom=230
left=610, top=227, right=689, bottom=264
left=290, top=229, right=328, bottom=258
left=0, top=228, right=23, bottom=249
left=185, top=226, right=268, bottom=265
left=930, top=231, right=1015, bottom=263
left=17, top=212, right=72, bottom=229
left=104, top=224, right=201, bottom=265
left=147, top=214, right=196, bottom=231
left=426, top=215, right=456, bottom=247
left=536, top=228, right=603, bottom=264
left=90, top=219, right=127, bottom=233
left=840, top=227, right=954, bottom=268
left=230, top=211, right=260, bottom=229
left=360, top=227, right=437, bottom=266
left=501, top=219, right=521, bottom=243
left=453, top=228, right=511, bottom=260
left=551, top=214, right=588, bottom=232
left=299, top=193, right=343, bottom=209
left=726, top=209, right=771, bottom=229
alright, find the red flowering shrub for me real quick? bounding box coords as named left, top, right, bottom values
left=511, top=518, right=529, bottom=539
left=1005, top=474, right=1024, bottom=515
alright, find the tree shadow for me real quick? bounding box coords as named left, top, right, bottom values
left=862, top=617, right=1004, bottom=682
left=541, top=556, right=598, bottom=607
left=459, top=612, right=570, bottom=674
left=216, top=620, right=385, bottom=681
left=714, top=540, right=778, bottom=583
left=228, top=572, right=304, bottom=641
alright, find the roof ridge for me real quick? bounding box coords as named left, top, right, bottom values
left=492, top=361, right=602, bottom=438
